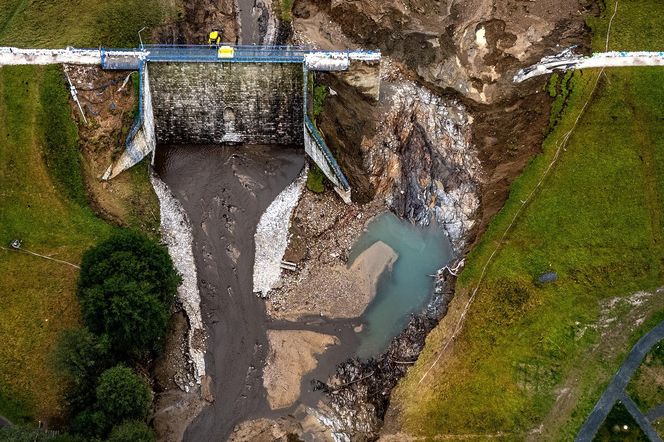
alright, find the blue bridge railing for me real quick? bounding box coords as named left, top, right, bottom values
left=100, top=44, right=379, bottom=68
left=304, top=115, right=350, bottom=191
left=144, top=44, right=312, bottom=63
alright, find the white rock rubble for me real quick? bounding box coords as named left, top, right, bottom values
left=150, top=172, right=205, bottom=385
left=253, top=166, right=308, bottom=297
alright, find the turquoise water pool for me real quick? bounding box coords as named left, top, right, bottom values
left=349, top=212, right=453, bottom=358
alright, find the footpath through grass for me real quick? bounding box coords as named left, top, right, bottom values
left=393, top=1, right=664, bottom=439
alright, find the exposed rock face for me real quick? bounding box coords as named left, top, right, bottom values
left=300, top=0, right=592, bottom=249
left=319, top=0, right=592, bottom=104
left=367, top=76, right=479, bottom=251
left=319, top=65, right=480, bottom=251
left=154, top=0, right=239, bottom=44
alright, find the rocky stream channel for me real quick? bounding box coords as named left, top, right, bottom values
left=147, top=0, right=595, bottom=440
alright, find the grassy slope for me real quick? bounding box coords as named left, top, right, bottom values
left=0, top=0, right=169, bottom=48
left=0, top=0, right=176, bottom=423
left=393, top=1, right=664, bottom=439
left=0, top=66, right=112, bottom=423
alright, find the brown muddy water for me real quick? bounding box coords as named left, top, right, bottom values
left=154, top=144, right=361, bottom=440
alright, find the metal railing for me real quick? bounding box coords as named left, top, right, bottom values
left=143, top=44, right=312, bottom=63
left=99, top=45, right=380, bottom=67
left=304, top=115, right=350, bottom=191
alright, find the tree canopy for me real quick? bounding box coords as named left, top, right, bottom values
left=96, top=366, right=151, bottom=424
left=107, top=421, right=156, bottom=442
left=54, top=328, right=113, bottom=413
left=77, top=230, right=180, bottom=356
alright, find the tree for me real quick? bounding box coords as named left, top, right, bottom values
left=107, top=421, right=156, bottom=442
left=77, top=230, right=180, bottom=357
left=54, top=328, right=113, bottom=413
left=96, top=366, right=151, bottom=425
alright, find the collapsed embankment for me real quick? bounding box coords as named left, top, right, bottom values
left=269, top=0, right=595, bottom=438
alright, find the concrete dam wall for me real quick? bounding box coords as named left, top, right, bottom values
left=149, top=62, right=304, bottom=145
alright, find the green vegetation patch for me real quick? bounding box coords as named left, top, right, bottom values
left=394, top=0, right=664, bottom=439
left=40, top=65, right=86, bottom=205
left=312, top=84, right=328, bottom=119
left=627, top=342, right=664, bottom=412
left=0, top=0, right=177, bottom=424
left=306, top=165, right=326, bottom=193
left=0, top=0, right=177, bottom=48
left=77, top=230, right=180, bottom=358
left=277, top=0, right=295, bottom=22
left=0, top=65, right=112, bottom=422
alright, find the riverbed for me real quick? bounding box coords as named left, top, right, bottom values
left=155, top=144, right=304, bottom=441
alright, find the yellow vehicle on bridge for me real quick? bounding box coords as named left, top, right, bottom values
left=208, top=31, right=221, bottom=45
left=217, top=46, right=235, bottom=59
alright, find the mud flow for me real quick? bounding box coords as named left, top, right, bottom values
left=155, top=144, right=304, bottom=440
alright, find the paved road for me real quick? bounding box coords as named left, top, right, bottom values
left=576, top=320, right=664, bottom=441
left=647, top=403, right=664, bottom=422
left=0, top=415, right=10, bottom=428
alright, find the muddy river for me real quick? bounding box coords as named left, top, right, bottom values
left=155, top=144, right=304, bottom=439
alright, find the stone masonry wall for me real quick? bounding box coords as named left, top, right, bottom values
left=149, top=62, right=304, bottom=145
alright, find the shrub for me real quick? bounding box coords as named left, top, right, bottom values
left=108, top=421, right=156, bottom=442
left=70, top=409, right=109, bottom=439
left=306, top=165, right=326, bottom=193
left=312, top=84, right=328, bottom=119
left=54, top=328, right=113, bottom=413
left=77, top=230, right=180, bottom=357
left=96, top=366, right=151, bottom=425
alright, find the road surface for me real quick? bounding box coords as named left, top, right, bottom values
left=576, top=320, right=664, bottom=441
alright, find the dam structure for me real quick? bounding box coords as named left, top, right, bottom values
left=0, top=44, right=380, bottom=201
left=99, top=44, right=380, bottom=202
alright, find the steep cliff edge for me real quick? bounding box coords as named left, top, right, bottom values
left=297, top=0, right=593, bottom=249
left=288, top=0, right=593, bottom=438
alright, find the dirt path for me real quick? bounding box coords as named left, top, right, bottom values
left=155, top=144, right=304, bottom=441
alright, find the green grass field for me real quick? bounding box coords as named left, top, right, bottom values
left=393, top=1, right=664, bottom=439
left=0, top=0, right=176, bottom=424
left=0, top=65, right=112, bottom=422
left=0, top=0, right=177, bottom=48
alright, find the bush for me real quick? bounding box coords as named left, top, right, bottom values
left=312, top=84, right=328, bottom=119
left=108, top=421, right=156, bottom=442
left=306, top=165, right=326, bottom=193
left=70, top=409, right=109, bottom=439
left=77, top=230, right=180, bottom=357
left=96, top=366, right=151, bottom=425
left=54, top=328, right=113, bottom=413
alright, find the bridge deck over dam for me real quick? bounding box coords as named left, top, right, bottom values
left=1, top=45, right=381, bottom=201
